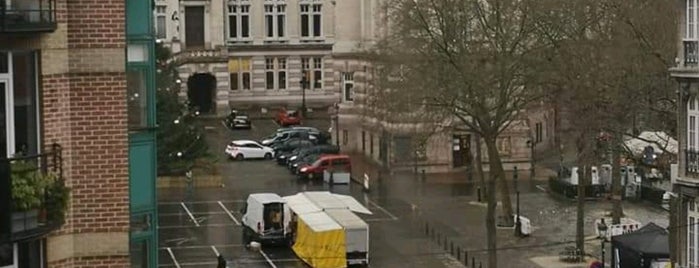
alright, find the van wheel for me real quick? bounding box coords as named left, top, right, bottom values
left=264, top=153, right=272, bottom=160
left=242, top=229, right=252, bottom=245
left=236, top=154, right=244, bottom=161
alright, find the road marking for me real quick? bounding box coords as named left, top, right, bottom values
left=259, top=249, right=278, bottom=268
left=536, top=185, right=547, bottom=192
left=164, top=238, right=191, bottom=246
left=365, top=217, right=399, bottom=222
left=180, top=202, right=200, bottom=227
left=166, top=247, right=181, bottom=268
left=271, top=119, right=280, bottom=127
left=159, top=244, right=247, bottom=250
left=159, top=200, right=245, bottom=205
left=157, top=259, right=302, bottom=267
left=158, top=223, right=239, bottom=229
left=367, top=200, right=398, bottom=220
left=160, top=211, right=227, bottom=216
left=211, top=245, right=220, bottom=257
left=218, top=201, right=242, bottom=225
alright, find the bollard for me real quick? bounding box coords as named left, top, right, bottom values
left=477, top=187, right=482, bottom=202
left=479, top=262, right=482, bottom=268
left=450, top=242, right=454, bottom=255
left=464, top=251, right=468, bottom=265
left=443, top=237, right=447, bottom=250
left=425, top=222, right=429, bottom=235
left=421, top=169, right=426, bottom=181
left=472, top=257, right=475, bottom=268
left=457, top=247, right=461, bottom=261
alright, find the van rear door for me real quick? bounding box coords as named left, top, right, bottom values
left=262, top=202, right=285, bottom=234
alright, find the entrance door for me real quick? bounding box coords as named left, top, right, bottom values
left=184, top=6, right=205, bottom=49
left=452, top=134, right=471, bottom=168
left=0, top=79, right=13, bottom=158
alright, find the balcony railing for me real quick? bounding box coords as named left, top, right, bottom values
left=685, top=40, right=699, bottom=67
left=0, top=0, right=57, bottom=33
left=1, top=143, right=65, bottom=243
left=687, top=150, right=699, bottom=175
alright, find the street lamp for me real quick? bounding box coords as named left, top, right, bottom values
left=514, top=166, right=522, bottom=237
left=300, top=68, right=309, bottom=117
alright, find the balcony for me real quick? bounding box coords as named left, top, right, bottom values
left=685, top=40, right=699, bottom=67
left=687, top=150, right=699, bottom=176
left=0, top=0, right=57, bottom=33
left=1, top=144, right=66, bottom=243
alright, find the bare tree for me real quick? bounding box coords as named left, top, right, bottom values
left=373, top=0, right=550, bottom=266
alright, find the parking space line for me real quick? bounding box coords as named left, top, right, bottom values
left=211, top=245, right=220, bottom=257
left=159, top=200, right=245, bottom=205
left=158, top=223, right=239, bottom=229
left=259, top=249, right=278, bottom=268
left=367, top=200, right=398, bottom=220
left=218, top=201, right=242, bottom=225
left=180, top=202, right=200, bottom=227
left=160, top=211, right=226, bottom=216
left=271, top=119, right=280, bottom=127
left=157, top=259, right=302, bottom=267
left=536, top=185, right=547, bottom=192
left=166, top=247, right=181, bottom=268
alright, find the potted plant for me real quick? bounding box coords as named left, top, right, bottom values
left=10, top=160, right=48, bottom=232
left=44, top=173, right=70, bottom=224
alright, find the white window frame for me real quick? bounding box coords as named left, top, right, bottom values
left=227, top=0, right=252, bottom=43
left=301, top=57, right=323, bottom=90
left=689, top=0, right=698, bottom=40
left=265, top=57, right=287, bottom=90
left=155, top=5, right=167, bottom=40
left=690, top=202, right=699, bottom=267
left=299, top=0, right=322, bottom=41
left=1, top=51, right=41, bottom=158
left=264, top=0, right=286, bottom=42
left=229, top=58, right=252, bottom=91
left=689, top=97, right=699, bottom=153
left=342, top=72, right=354, bottom=102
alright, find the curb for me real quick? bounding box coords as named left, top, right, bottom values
left=157, top=175, right=223, bottom=188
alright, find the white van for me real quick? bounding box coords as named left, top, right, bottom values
left=241, top=193, right=292, bottom=245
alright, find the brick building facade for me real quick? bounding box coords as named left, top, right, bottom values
left=0, top=0, right=142, bottom=266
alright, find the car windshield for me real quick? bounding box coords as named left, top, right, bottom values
left=287, top=111, right=299, bottom=117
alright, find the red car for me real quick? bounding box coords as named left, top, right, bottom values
left=276, top=108, right=302, bottom=126
left=298, top=154, right=351, bottom=179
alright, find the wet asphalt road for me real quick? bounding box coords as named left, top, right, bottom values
left=156, top=116, right=466, bottom=268
left=157, top=115, right=669, bottom=268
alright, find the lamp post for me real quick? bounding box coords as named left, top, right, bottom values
left=514, top=166, right=521, bottom=237
left=300, top=68, right=308, bottom=117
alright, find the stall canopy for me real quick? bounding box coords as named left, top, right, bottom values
left=283, top=192, right=373, bottom=215
left=611, top=222, right=669, bottom=268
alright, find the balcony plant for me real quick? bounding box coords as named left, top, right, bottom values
left=10, top=160, right=69, bottom=231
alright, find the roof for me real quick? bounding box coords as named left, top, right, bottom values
left=325, top=209, right=368, bottom=229
left=612, top=222, right=669, bottom=257
left=297, top=211, right=342, bottom=232
left=232, top=140, right=259, bottom=145
left=249, top=193, right=285, bottom=204
left=283, top=193, right=322, bottom=215
left=285, top=192, right=372, bottom=215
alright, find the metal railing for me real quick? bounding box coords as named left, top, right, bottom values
left=685, top=40, right=699, bottom=66
left=2, top=143, right=65, bottom=242
left=0, top=0, right=57, bottom=33
left=687, top=150, right=699, bottom=175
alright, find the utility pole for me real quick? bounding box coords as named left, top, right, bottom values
left=514, top=166, right=521, bottom=237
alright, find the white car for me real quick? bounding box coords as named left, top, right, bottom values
left=225, top=140, right=275, bottom=160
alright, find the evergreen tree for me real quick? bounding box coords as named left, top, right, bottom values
left=155, top=43, right=211, bottom=175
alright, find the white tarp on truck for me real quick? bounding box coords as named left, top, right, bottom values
left=325, top=209, right=369, bottom=265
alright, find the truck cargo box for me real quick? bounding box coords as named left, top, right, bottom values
left=292, top=212, right=346, bottom=268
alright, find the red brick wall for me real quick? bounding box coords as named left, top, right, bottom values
left=43, top=0, right=129, bottom=266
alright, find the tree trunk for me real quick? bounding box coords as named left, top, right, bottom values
left=474, top=132, right=487, bottom=200
left=486, top=143, right=499, bottom=268
left=484, top=135, right=514, bottom=226
left=576, top=164, right=586, bottom=257
left=611, top=133, right=623, bottom=224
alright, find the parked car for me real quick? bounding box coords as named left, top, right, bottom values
left=289, top=153, right=324, bottom=175
left=225, top=110, right=251, bottom=129
left=298, top=154, right=352, bottom=179
left=272, top=139, right=315, bottom=158
left=286, top=145, right=340, bottom=167
left=225, top=140, right=275, bottom=160
left=275, top=108, right=301, bottom=126
left=261, top=129, right=319, bottom=147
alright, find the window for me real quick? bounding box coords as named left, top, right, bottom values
left=265, top=58, right=287, bottom=90
left=227, top=0, right=251, bottom=42
left=155, top=6, right=167, bottom=39
left=301, top=57, right=323, bottom=90
left=362, top=131, right=366, bottom=152
left=264, top=0, right=286, bottom=40
left=690, top=97, right=699, bottom=152
left=535, top=122, right=543, bottom=143
left=690, top=0, right=698, bottom=39
left=127, top=69, right=147, bottom=128
left=342, top=72, right=354, bottom=102
left=300, top=1, right=322, bottom=40
left=342, top=130, right=348, bottom=145
left=228, top=58, right=251, bottom=90
left=130, top=240, right=149, bottom=268
left=1, top=51, right=40, bottom=158
left=369, top=134, right=374, bottom=155
left=691, top=215, right=698, bottom=266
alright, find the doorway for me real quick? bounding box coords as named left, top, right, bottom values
left=452, top=134, right=471, bottom=168
left=186, top=73, right=216, bottom=114
left=184, top=6, right=205, bottom=49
